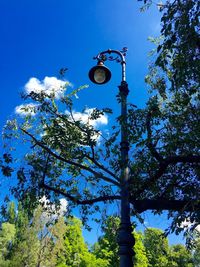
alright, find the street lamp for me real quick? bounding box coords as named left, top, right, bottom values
left=89, top=48, right=135, bottom=267
left=88, top=60, right=111, bottom=84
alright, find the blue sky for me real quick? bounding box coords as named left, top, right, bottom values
left=0, top=0, right=161, bottom=127
left=0, top=0, right=186, bottom=245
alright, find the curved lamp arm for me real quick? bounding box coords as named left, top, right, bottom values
left=94, top=48, right=127, bottom=82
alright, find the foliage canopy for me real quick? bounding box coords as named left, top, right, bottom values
left=1, top=0, right=200, bottom=239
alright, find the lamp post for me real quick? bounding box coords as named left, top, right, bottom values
left=89, top=48, right=135, bottom=267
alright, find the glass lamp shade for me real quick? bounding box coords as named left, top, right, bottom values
left=89, top=63, right=111, bottom=84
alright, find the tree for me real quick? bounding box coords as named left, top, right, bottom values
left=133, top=231, right=148, bottom=267
left=168, top=244, right=193, bottom=267
left=0, top=201, right=16, bottom=267
left=6, top=202, right=16, bottom=224
left=0, top=223, right=16, bottom=266
left=143, top=228, right=169, bottom=267
left=192, top=233, right=200, bottom=267
left=8, top=203, right=67, bottom=267
left=30, top=205, right=67, bottom=267
left=57, top=216, right=87, bottom=266
left=92, top=216, right=148, bottom=267
left=193, top=240, right=200, bottom=267
left=133, top=0, right=200, bottom=237
left=10, top=221, right=40, bottom=267
left=92, top=216, right=120, bottom=267
left=143, top=228, right=194, bottom=267
left=0, top=200, right=106, bottom=267
left=1, top=0, right=199, bottom=251
left=57, top=216, right=108, bottom=267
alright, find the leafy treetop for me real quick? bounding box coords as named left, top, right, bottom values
left=1, top=0, right=200, bottom=239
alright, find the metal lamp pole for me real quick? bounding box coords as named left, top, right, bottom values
left=89, top=48, right=135, bottom=267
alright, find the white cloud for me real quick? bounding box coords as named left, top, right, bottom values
left=181, top=219, right=192, bottom=228
left=66, top=108, right=108, bottom=144
left=59, top=198, right=68, bottom=215
left=196, top=225, right=200, bottom=232
left=69, top=108, right=108, bottom=128
left=24, top=76, right=70, bottom=99
left=15, top=103, right=39, bottom=116
left=180, top=218, right=200, bottom=232
left=15, top=76, right=71, bottom=116
left=39, top=196, right=68, bottom=221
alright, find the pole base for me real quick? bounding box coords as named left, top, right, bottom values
left=117, top=222, right=135, bottom=267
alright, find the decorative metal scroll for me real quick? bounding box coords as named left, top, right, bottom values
left=93, top=47, right=128, bottom=64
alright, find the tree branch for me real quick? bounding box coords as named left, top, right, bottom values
left=21, top=128, right=120, bottom=187
left=146, top=110, right=163, bottom=162
left=137, top=111, right=200, bottom=195
left=41, top=153, right=50, bottom=183
left=135, top=161, right=168, bottom=196
left=41, top=182, right=120, bottom=205
left=136, top=154, right=200, bottom=196
left=165, top=155, right=200, bottom=164
left=132, top=198, right=200, bottom=213
left=84, top=154, right=119, bottom=181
